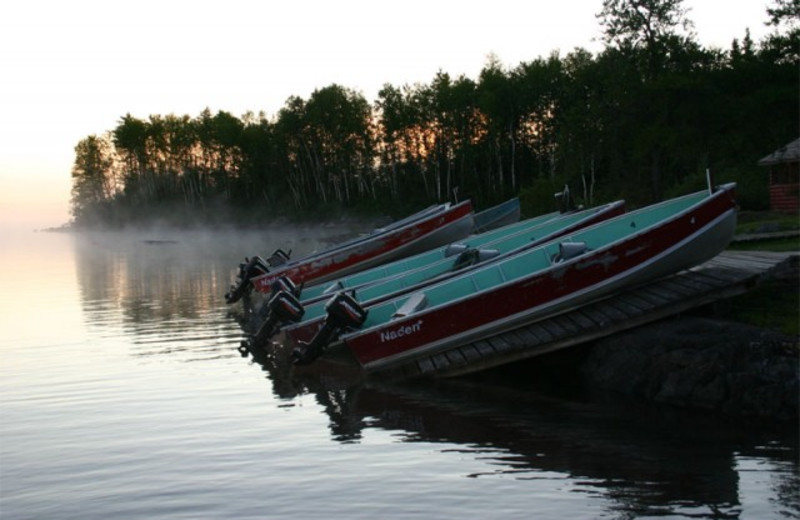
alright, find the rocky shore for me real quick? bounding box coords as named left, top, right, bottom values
left=578, top=316, right=799, bottom=421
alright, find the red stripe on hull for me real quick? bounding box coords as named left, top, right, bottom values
left=252, top=201, right=473, bottom=292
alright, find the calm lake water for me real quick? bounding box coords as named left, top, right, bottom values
left=1, top=228, right=797, bottom=520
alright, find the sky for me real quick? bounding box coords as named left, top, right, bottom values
left=0, top=0, right=775, bottom=231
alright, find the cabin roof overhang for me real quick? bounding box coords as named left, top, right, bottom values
left=758, top=137, right=800, bottom=166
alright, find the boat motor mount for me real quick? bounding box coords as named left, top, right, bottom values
left=225, top=255, right=271, bottom=304
left=238, top=290, right=305, bottom=356
left=292, top=291, right=368, bottom=365
left=225, top=249, right=292, bottom=305
left=267, top=248, right=291, bottom=267
left=255, top=275, right=301, bottom=321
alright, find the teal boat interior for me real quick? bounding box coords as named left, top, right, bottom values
left=299, top=210, right=561, bottom=302
left=351, top=187, right=729, bottom=333
left=296, top=204, right=620, bottom=324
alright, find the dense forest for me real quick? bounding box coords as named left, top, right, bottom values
left=70, top=0, right=799, bottom=228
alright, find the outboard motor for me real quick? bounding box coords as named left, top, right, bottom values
left=225, top=255, right=271, bottom=304
left=292, top=292, right=368, bottom=365
left=267, top=248, right=291, bottom=268
left=256, top=275, right=301, bottom=321
left=239, top=255, right=270, bottom=280
left=238, top=290, right=305, bottom=356
left=272, top=275, right=300, bottom=298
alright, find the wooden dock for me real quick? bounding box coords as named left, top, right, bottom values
left=376, top=250, right=798, bottom=380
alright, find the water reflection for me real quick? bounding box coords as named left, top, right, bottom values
left=69, top=229, right=800, bottom=519
left=71, top=229, right=345, bottom=362
left=246, top=333, right=800, bottom=519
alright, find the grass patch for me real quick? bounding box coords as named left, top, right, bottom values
left=716, top=279, right=799, bottom=336
left=718, top=211, right=800, bottom=335
left=736, top=211, right=799, bottom=234
left=729, top=237, right=800, bottom=252
left=730, top=210, right=799, bottom=252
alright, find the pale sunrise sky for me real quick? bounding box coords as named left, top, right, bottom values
left=0, top=0, right=775, bottom=231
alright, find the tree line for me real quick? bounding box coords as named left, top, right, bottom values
left=70, top=0, right=799, bottom=228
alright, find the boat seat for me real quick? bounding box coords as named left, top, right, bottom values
left=444, top=243, right=469, bottom=257
left=392, top=292, right=428, bottom=319
left=322, top=280, right=344, bottom=294
left=451, top=247, right=501, bottom=271
left=476, top=248, right=500, bottom=262
left=553, top=241, right=588, bottom=263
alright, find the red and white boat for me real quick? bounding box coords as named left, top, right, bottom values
left=291, top=183, right=738, bottom=372
left=225, top=201, right=474, bottom=304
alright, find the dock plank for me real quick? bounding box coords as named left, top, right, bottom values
left=538, top=319, right=569, bottom=340
left=667, top=271, right=725, bottom=292
left=500, top=329, right=530, bottom=352
left=511, top=325, right=542, bottom=347
left=603, top=297, right=645, bottom=318
left=553, top=313, right=587, bottom=335
left=487, top=334, right=515, bottom=354
left=445, top=348, right=468, bottom=367
left=472, top=339, right=496, bottom=358
left=527, top=322, right=555, bottom=343
left=416, top=358, right=436, bottom=374
left=569, top=309, right=601, bottom=329
left=431, top=353, right=452, bottom=371
left=581, top=306, right=615, bottom=328
left=692, top=266, right=750, bottom=285
left=459, top=343, right=484, bottom=363
left=616, top=292, right=658, bottom=312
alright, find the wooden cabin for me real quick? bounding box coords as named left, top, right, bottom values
left=758, top=138, right=800, bottom=213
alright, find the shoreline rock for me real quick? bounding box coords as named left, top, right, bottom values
left=578, top=317, right=799, bottom=421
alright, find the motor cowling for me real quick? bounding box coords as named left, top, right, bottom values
left=256, top=275, right=301, bottom=321
left=239, top=256, right=270, bottom=280
left=325, top=291, right=368, bottom=330
left=267, top=248, right=291, bottom=268
left=272, top=275, right=300, bottom=297
left=239, top=290, right=305, bottom=356
left=268, top=290, right=305, bottom=324
left=292, top=292, right=368, bottom=365
left=226, top=256, right=271, bottom=304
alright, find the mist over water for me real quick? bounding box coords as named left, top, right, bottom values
left=1, top=228, right=797, bottom=520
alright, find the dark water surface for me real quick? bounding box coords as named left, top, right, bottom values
left=1, top=229, right=797, bottom=519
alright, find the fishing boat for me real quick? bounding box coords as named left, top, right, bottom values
left=290, top=183, right=737, bottom=372
left=271, top=200, right=624, bottom=348
left=225, top=200, right=474, bottom=304
left=472, top=197, right=521, bottom=233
